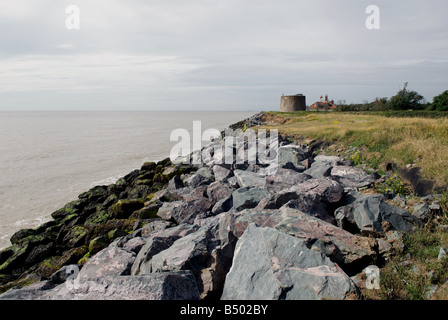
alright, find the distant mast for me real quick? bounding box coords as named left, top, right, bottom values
left=280, top=94, right=306, bottom=112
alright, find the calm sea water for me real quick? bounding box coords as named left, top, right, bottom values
left=0, top=111, right=255, bottom=249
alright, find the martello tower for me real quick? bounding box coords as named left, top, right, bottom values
left=280, top=94, right=306, bottom=112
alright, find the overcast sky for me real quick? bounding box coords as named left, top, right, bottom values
left=0, top=0, right=447, bottom=111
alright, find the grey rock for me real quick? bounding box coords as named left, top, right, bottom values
left=151, top=227, right=210, bottom=274
left=50, top=264, right=81, bottom=285
left=157, top=197, right=213, bottom=224
left=131, top=236, right=180, bottom=275
left=151, top=226, right=228, bottom=298
left=303, top=162, right=333, bottom=179
left=139, top=219, right=175, bottom=238
left=227, top=176, right=239, bottom=188
left=313, top=155, right=343, bottom=165
left=183, top=173, right=212, bottom=188
left=131, top=223, right=200, bottom=275
left=212, top=165, right=233, bottom=182
left=231, top=187, right=269, bottom=211
left=231, top=207, right=376, bottom=271
left=196, top=166, right=215, bottom=181
left=122, top=236, right=146, bottom=254
left=221, top=223, right=358, bottom=300
left=331, top=166, right=377, bottom=188
left=206, top=181, right=233, bottom=203
left=429, top=202, right=441, bottom=211
left=167, top=175, right=184, bottom=190
left=438, top=246, right=447, bottom=261
left=278, top=145, right=308, bottom=171
left=288, top=177, right=344, bottom=205
left=280, top=194, right=334, bottom=224
left=265, top=168, right=312, bottom=192
left=335, top=195, right=418, bottom=235
left=412, top=203, right=431, bottom=221
left=211, top=195, right=234, bottom=214
left=0, top=280, right=55, bottom=300
left=233, top=169, right=266, bottom=188
left=78, top=246, right=136, bottom=282
left=50, top=272, right=200, bottom=300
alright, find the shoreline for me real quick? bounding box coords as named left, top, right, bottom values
left=0, top=111, right=447, bottom=300
left=0, top=111, right=254, bottom=251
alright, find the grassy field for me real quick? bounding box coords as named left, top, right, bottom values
left=260, top=111, right=448, bottom=187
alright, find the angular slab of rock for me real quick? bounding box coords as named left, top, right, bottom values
left=211, top=195, right=234, bottom=214
left=221, top=223, right=358, bottom=300
left=279, top=194, right=334, bottom=224
left=288, top=177, right=344, bottom=204
left=157, top=198, right=213, bottom=224
left=131, top=235, right=180, bottom=275
left=231, top=187, right=269, bottom=211
left=331, top=166, right=377, bottom=188
left=303, top=163, right=332, bottom=179
left=255, top=191, right=334, bottom=224
left=303, top=156, right=336, bottom=178
left=78, top=246, right=136, bottom=282
left=265, top=168, right=312, bottom=192
left=150, top=227, right=212, bottom=296
left=230, top=207, right=375, bottom=271
left=335, top=194, right=418, bottom=235
left=49, top=272, right=200, bottom=300
left=151, top=227, right=210, bottom=274
left=132, top=222, right=200, bottom=275
left=278, top=145, right=308, bottom=171
left=313, top=155, right=343, bottom=165
left=153, top=185, right=208, bottom=203
left=150, top=224, right=235, bottom=299
left=206, top=181, right=233, bottom=203
left=212, top=165, right=233, bottom=182
left=183, top=172, right=212, bottom=188
left=0, top=281, right=55, bottom=300
left=233, top=169, right=266, bottom=188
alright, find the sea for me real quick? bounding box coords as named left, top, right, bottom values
left=0, top=111, right=256, bottom=250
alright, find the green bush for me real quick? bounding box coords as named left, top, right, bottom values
left=386, top=83, right=425, bottom=111
left=431, top=90, right=448, bottom=111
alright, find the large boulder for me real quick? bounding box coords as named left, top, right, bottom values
left=221, top=224, right=359, bottom=300
left=233, top=170, right=266, bottom=188
left=231, top=187, right=269, bottom=211
left=157, top=197, right=213, bottom=224
left=212, top=165, right=233, bottom=182
left=265, top=168, right=312, bottom=192
left=49, top=272, right=200, bottom=300
left=206, top=181, right=233, bottom=203
left=289, top=178, right=344, bottom=205
left=0, top=280, right=55, bottom=300
left=335, top=194, right=418, bottom=235
left=279, top=195, right=334, bottom=224
left=303, top=155, right=339, bottom=178
left=131, top=223, right=199, bottom=275
left=230, top=207, right=376, bottom=273
left=150, top=225, right=233, bottom=299
left=277, top=145, right=308, bottom=171
left=330, top=166, right=378, bottom=189
left=77, top=246, right=136, bottom=282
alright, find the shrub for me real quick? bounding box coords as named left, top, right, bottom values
left=431, top=90, right=448, bottom=111
left=386, top=83, right=425, bottom=111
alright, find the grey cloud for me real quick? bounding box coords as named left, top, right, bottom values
left=0, top=0, right=447, bottom=110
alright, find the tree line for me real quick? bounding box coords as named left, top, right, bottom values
left=335, top=83, right=448, bottom=112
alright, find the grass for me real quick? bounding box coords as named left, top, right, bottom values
left=261, top=111, right=448, bottom=186
left=362, top=223, right=448, bottom=300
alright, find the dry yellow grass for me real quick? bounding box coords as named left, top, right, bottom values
left=260, top=112, right=448, bottom=186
